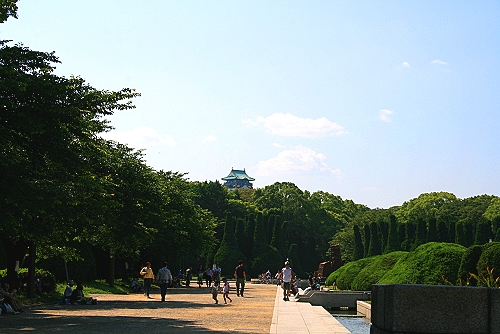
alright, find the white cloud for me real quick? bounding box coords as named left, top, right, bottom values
left=272, top=142, right=287, bottom=148
left=202, top=135, right=217, bottom=143
left=254, top=145, right=341, bottom=178
left=402, top=61, right=411, bottom=68
left=379, top=109, right=394, bottom=122
left=242, top=118, right=258, bottom=126
left=245, top=113, right=347, bottom=138
left=431, top=59, right=448, bottom=65
left=100, top=126, right=176, bottom=148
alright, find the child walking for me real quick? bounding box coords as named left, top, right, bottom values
left=222, top=277, right=232, bottom=304
left=211, top=280, right=220, bottom=304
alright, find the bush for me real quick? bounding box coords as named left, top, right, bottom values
left=328, top=257, right=373, bottom=290
left=477, top=242, right=500, bottom=280
left=351, top=251, right=407, bottom=291
left=457, top=244, right=483, bottom=284
left=0, top=267, right=57, bottom=293
left=378, top=242, right=465, bottom=285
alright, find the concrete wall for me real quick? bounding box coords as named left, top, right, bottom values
left=371, top=284, right=500, bottom=334
left=298, top=290, right=371, bottom=309
left=357, top=301, right=371, bottom=322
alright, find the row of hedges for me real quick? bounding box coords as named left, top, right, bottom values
left=326, top=242, right=500, bottom=290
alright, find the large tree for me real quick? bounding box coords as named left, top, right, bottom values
left=0, top=39, right=139, bottom=286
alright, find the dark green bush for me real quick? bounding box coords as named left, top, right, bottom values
left=351, top=251, right=408, bottom=291
left=0, top=268, right=56, bottom=293
left=477, top=242, right=500, bottom=280
left=378, top=242, right=465, bottom=285
left=329, top=257, right=373, bottom=290
left=458, top=244, right=484, bottom=285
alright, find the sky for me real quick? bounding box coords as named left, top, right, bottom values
left=2, top=1, right=499, bottom=209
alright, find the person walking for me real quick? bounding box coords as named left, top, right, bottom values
left=281, top=261, right=294, bottom=301
left=185, top=267, right=192, bottom=287
left=222, top=277, right=232, bottom=304
left=140, top=262, right=155, bottom=298
left=211, top=280, right=220, bottom=304
left=156, top=262, right=173, bottom=302
left=234, top=260, right=246, bottom=297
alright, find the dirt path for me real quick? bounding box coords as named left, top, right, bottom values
left=1, top=283, right=277, bottom=333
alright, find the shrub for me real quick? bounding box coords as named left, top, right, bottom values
left=378, top=242, right=465, bottom=285
left=351, top=251, right=407, bottom=291
left=0, top=268, right=57, bottom=293
left=477, top=242, right=500, bottom=281
left=457, top=245, right=483, bottom=284
left=329, top=257, right=373, bottom=290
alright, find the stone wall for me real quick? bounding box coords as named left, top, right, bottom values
left=371, top=284, right=500, bottom=334
left=357, top=300, right=371, bottom=321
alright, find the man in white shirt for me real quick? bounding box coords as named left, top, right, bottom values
left=280, top=261, right=294, bottom=301
left=156, top=262, right=173, bottom=302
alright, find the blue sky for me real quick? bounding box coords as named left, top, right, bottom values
left=2, top=1, right=499, bottom=209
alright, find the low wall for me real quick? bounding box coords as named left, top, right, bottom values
left=371, top=284, right=500, bottom=334
left=357, top=300, right=371, bottom=322
left=297, top=290, right=371, bottom=309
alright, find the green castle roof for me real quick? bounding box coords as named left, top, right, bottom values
left=221, top=168, right=255, bottom=181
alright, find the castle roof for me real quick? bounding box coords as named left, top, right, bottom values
left=221, top=168, right=255, bottom=181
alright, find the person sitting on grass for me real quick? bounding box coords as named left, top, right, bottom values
left=70, top=282, right=85, bottom=305
left=64, top=280, right=74, bottom=304
left=130, top=278, right=142, bottom=293
left=1, top=283, right=22, bottom=314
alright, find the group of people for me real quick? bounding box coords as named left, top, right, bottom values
left=196, top=264, right=222, bottom=288
left=209, top=259, right=246, bottom=304
left=139, top=262, right=173, bottom=302
left=63, top=280, right=97, bottom=305
left=1, top=283, right=23, bottom=315
left=133, top=259, right=296, bottom=304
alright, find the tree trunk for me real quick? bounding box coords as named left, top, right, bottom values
left=27, top=241, right=36, bottom=298
left=109, top=255, right=115, bottom=288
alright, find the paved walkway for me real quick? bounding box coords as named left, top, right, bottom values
left=0, top=283, right=352, bottom=333
left=270, top=286, right=350, bottom=334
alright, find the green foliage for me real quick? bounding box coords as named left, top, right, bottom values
left=395, top=192, right=459, bottom=225
left=455, top=221, right=466, bottom=245
left=484, top=198, right=500, bottom=222
left=477, top=243, right=500, bottom=280
left=37, top=242, right=97, bottom=282
left=384, top=215, right=399, bottom=254
left=427, top=218, right=439, bottom=242
left=367, top=222, right=381, bottom=256
left=0, top=0, right=18, bottom=23
left=287, top=243, right=305, bottom=278
left=378, top=242, right=466, bottom=285
left=474, top=219, right=492, bottom=245
left=458, top=244, right=484, bottom=284
left=214, top=215, right=245, bottom=277
left=414, top=218, right=427, bottom=248
left=329, top=257, right=373, bottom=290
left=270, top=216, right=285, bottom=256
left=352, top=225, right=364, bottom=260
left=351, top=252, right=408, bottom=291
left=469, top=267, right=500, bottom=288
left=0, top=268, right=56, bottom=293
left=250, top=212, right=283, bottom=277
left=363, top=224, right=371, bottom=257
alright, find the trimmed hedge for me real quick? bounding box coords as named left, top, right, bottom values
left=378, top=242, right=466, bottom=285
left=325, top=257, right=373, bottom=289
left=351, top=251, right=407, bottom=291
left=477, top=242, right=500, bottom=279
